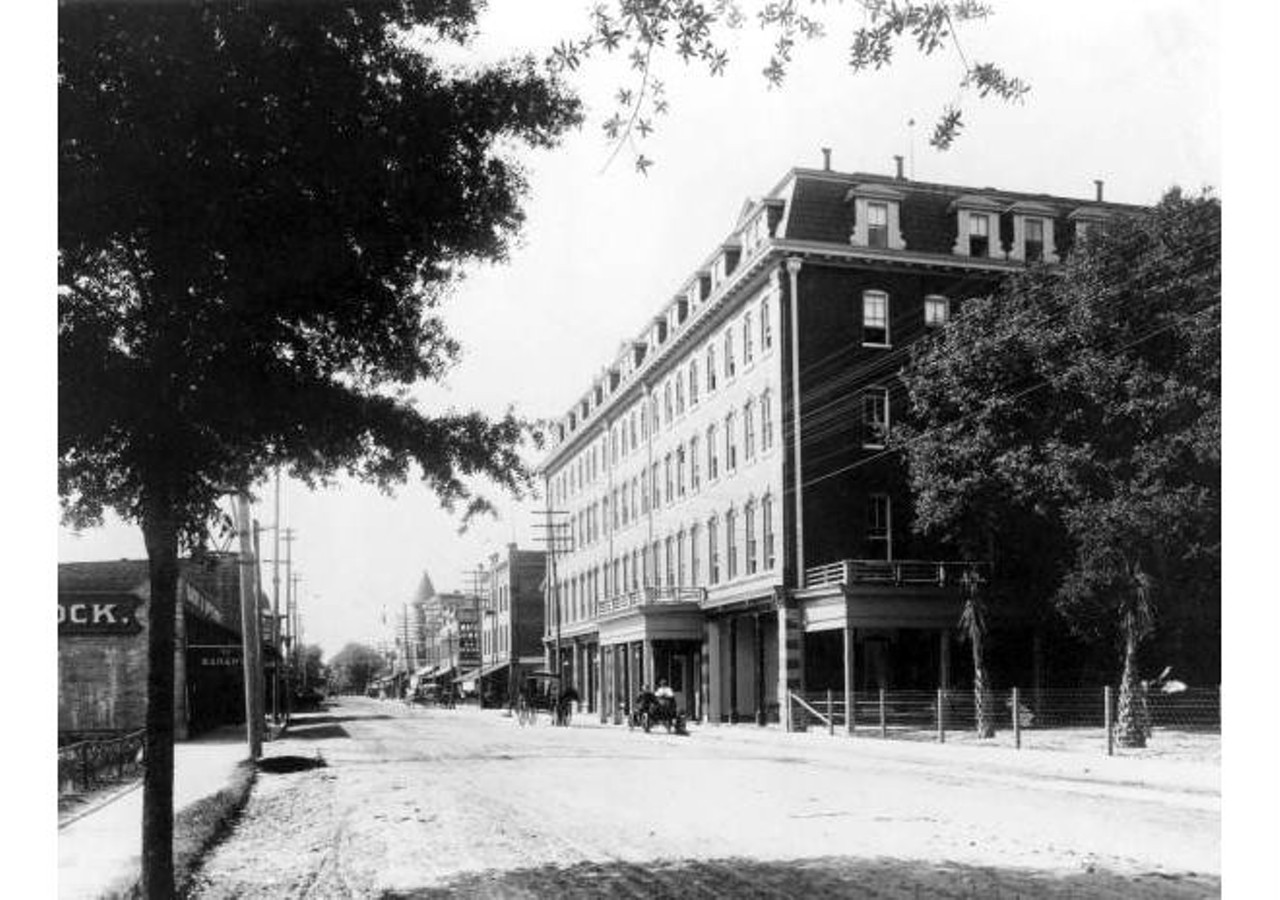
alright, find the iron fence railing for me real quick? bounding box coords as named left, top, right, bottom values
left=58, top=729, right=146, bottom=798
left=596, top=585, right=706, bottom=617
left=803, top=559, right=989, bottom=589
left=787, top=686, right=1219, bottom=758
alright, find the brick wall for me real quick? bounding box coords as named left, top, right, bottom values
left=58, top=591, right=190, bottom=739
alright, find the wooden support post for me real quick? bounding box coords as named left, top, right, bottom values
left=826, top=689, right=834, bottom=736
left=937, top=688, right=945, bottom=743
left=879, top=687, right=887, bottom=738
left=843, top=619, right=856, bottom=735
left=1013, top=686, right=1022, bottom=749
left=1104, top=685, right=1114, bottom=756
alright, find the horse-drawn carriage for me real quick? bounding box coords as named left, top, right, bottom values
left=628, top=688, right=688, bottom=734
left=516, top=671, right=579, bottom=727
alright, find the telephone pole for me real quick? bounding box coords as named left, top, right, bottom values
left=464, top=567, right=487, bottom=706
left=234, top=494, right=263, bottom=760
left=532, top=507, right=571, bottom=675
left=282, top=528, right=296, bottom=721
left=271, top=469, right=282, bottom=724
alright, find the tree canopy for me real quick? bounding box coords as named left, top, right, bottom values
left=59, top=1, right=581, bottom=546
left=328, top=642, right=388, bottom=694
left=897, top=190, right=1221, bottom=735
left=59, top=4, right=580, bottom=892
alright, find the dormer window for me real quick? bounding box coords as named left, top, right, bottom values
left=1008, top=201, right=1059, bottom=263
left=968, top=213, right=990, bottom=257
left=867, top=202, right=888, bottom=248
left=950, top=194, right=1003, bottom=259
left=847, top=183, right=906, bottom=251
left=1068, top=206, right=1112, bottom=248
left=1025, top=218, right=1044, bottom=261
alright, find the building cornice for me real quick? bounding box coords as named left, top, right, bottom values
left=539, top=244, right=782, bottom=473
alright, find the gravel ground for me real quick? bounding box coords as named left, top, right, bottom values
left=188, top=698, right=1219, bottom=899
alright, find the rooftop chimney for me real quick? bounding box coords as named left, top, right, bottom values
left=1094, top=179, right=1104, bottom=202
left=894, top=155, right=905, bottom=180
left=821, top=147, right=831, bottom=171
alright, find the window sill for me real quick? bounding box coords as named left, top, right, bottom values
left=862, top=342, right=892, bottom=350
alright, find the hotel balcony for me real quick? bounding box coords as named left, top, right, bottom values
left=596, top=585, right=706, bottom=620
left=803, top=559, right=989, bottom=590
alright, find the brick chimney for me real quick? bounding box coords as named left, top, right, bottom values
left=894, top=155, right=905, bottom=180
left=821, top=147, right=831, bottom=171
left=1094, top=179, right=1104, bottom=202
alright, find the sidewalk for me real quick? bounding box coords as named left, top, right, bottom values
left=58, top=725, right=251, bottom=900
left=448, top=701, right=1219, bottom=799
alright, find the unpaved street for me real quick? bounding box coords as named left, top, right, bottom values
left=189, top=698, right=1219, bottom=898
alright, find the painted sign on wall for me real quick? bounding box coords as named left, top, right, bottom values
left=58, top=594, right=144, bottom=635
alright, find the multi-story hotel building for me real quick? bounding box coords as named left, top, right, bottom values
left=539, top=156, right=1133, bottom=728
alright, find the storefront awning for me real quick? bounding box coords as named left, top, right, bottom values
left=453, top=667, right=481, bottom=684
left=477, top=661, right=509, bottom=679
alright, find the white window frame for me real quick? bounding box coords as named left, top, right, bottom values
left=863, top=386, right=890, bottom=448
left=924, top=295, right=950, bottom=329
left=761, top=389, right=774, bottom=452
left=868, top=494, right=892, bottom=560
left=862, top=290, right=890, bottom=347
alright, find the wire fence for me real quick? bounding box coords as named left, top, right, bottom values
left=788, top=686, right=1220, bottom=759
left=58, top=729, right=146, bottom=800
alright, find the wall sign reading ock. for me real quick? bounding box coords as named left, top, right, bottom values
left=58, top=595, right=144, bottom=635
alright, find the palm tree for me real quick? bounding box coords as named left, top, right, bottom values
left=959, top=566, right=996, bottom=738
left=1115, top=561, right=1155, bottom=748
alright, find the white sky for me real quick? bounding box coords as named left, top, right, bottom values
left=52, top=0, right=1228, bottom=660
left=51, top=0, right=1223, bottom=658
left=15, top=2, right=1280, bottom=889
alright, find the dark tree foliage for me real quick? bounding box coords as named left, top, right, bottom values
left=897, top=190, right=1220, bottom=746
left=59, top=3, right=580, bottom=893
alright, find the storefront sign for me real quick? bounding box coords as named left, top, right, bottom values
left=58, top=595, right=143, bottom=635
left=189, top=645, right=242, bottom=668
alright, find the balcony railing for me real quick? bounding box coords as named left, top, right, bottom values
left=804, top=559, right=988, bottom=589
left=596, top=585, right=706, bottom=618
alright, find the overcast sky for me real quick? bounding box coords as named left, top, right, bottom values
left=52, top=0, right=1223, bottom=657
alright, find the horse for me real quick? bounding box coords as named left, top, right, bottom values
left=554, top=685, right=580, bottom=727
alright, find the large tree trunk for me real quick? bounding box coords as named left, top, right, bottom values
left=1116, top=617, right=1150, bottom=748
left=141, top=498, right=179, bottom=898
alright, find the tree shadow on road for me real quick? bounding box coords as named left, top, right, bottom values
left=288, top=713, right=393, bottom=726
left=379, top=855, right=1218, bottom=899
left=281, top=724, right=349, bottom=741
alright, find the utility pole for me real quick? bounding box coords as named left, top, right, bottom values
left=252, top=519, right=269, bottom=737
left=532, top=507, right=570, bottom=675
left=464, top=567, right=487, bottom=706
left=288, top=571, right=302, bottom=710
left=271, top=468, right=282, bottom=724
left=234, top=494, right=263, bottom=760
left=282, top=528, right=295, bottom=721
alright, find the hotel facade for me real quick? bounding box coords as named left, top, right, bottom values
left=539, top=159, right=1131, bottom=728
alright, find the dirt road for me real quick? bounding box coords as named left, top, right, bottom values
left=189, top=697, right=1219, bottom=898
